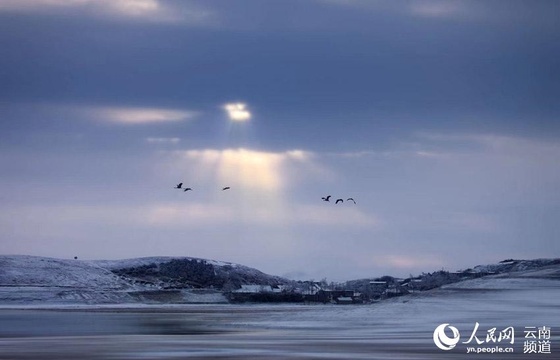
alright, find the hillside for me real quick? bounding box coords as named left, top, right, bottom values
left=0, top=255, right=289, bottom=305
left=341, top=258, right=560, bottom=300
left=1, top=255, right=559, bottom=306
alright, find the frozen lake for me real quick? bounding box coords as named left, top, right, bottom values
left=0, top=277, right=559, bottom=359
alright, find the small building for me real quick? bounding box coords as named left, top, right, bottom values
left=300, top=282, right=323, bottom=295
left=336, top=296, right=354, bottom=304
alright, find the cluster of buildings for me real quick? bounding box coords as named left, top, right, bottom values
left=228, top=268, right=494, bottom=304
left=228, top=278, right=410, bottom=304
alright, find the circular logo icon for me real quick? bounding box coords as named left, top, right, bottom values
left=433, top=323, right=460, bottom=351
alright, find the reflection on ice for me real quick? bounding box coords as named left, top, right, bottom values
left=0, top=278, right=559, bottom=359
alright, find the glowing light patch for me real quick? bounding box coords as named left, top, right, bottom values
left=224, top=103, right=251, bottom=122
left=183, top=148, right=306, bottom=191
left=98, top=106, right=197, bottom=124
left=179, top=148, right=314, bottom=196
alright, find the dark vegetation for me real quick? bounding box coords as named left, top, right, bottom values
left=112, top=258, right=287, bottom=291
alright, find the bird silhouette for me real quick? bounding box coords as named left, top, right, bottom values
left=174, top=182, right=183, bottom=189
left=322, top=195, right=332, bottom=202
left=336, top=198, right=344, bottom=204
left=183, top=187, right=192, bottom=192
left=347, top=198, right=356, bottom=204
left=222, top=186, right=230, bottom=191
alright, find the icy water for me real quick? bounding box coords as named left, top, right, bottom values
left=0, top=278, right=559, bottom=359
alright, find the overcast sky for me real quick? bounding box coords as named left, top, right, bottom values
left=1, top=0, right=559, bottom=281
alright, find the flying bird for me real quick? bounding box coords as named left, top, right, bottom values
left=183, top=187, right=192, bottom=192
left=322, top=195, right=331, bottom=202
left=174, top=183, right=183, bottom=189
left=222, top=186, right=231, bottom=191
left=336, top=198, right=344, bottom=204
left=347, top=198, right=356, bottom=204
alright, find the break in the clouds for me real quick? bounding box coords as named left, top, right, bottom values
left=180, top=148, right=311, bottom=191
left=223, top=103, right=251, bottom=122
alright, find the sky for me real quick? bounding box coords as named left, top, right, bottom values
left=1, top=0, right=559, bottom=281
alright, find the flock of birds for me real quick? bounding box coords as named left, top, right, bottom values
left=321, top=195, right=356, bottom=204
left=175, top=182, right=356, bottom=204
left=174, top=183, right=230, bottom=191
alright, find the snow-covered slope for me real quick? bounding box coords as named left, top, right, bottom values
left=0, top=255, right=287, bottom=305
left=473, top=258, right=560, bottom=275
left=0, top=255, right=130, bottom=289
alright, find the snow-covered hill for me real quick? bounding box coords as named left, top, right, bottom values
left=1, top=255, right=558, bottom=306
left=0, top=255, right=287, bottom=305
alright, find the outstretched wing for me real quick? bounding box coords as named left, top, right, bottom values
left=336, top=199, right=343, bottom=204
